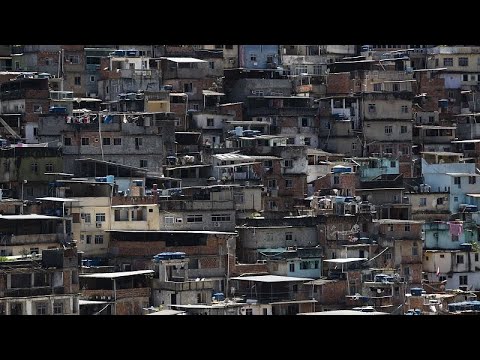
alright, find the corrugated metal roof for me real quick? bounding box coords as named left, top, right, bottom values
left=213, top=153, right=254, bottom=161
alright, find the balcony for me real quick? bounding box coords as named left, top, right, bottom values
left=3, top=286, right=65, bottom=297
left=154, top=279, right=214, bottom=292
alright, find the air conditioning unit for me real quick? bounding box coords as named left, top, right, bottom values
left=96, top=222, right=102, bottom=228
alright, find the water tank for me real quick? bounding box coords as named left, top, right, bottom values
left=235, top=126, right=243, bottom=137
left=213, top=293, right=225, bottom=301
left=410, top=288, right=423, bottom=296
left=105, top=175, right=115, bottom=184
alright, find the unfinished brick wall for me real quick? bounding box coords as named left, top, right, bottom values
left=326, top=73, right=352, bottom=95
left=231, top=263, right=268, bottom=277
left=317, top=280, right=347, bottom=305
left=416, top=72, right=446, bottom=112
left=219, top=103, right=243, bottom=121
left=116, top=297, right=150, bottom=315
left=399, top=162, right=412, bottom=178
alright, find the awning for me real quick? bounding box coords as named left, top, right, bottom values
left=323, top=258, right=367, bottom=264
left=36, top=197, right=79, bottom=202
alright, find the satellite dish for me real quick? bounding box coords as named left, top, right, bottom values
left=352, top=224, right=361, bottom=233
left=355, top=196, right=361, bottom=202
left=367, top=194, right=373, bottom=202
left=413, top=186, right=419, bottom=191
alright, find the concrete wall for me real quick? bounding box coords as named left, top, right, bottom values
left=362, top=97, right=412, bottom=120
left=422, top=160, right=475, bottom=192
left=407, top=193, right=449, bottom=215
left=423, top=221, right=477, bottom=249
left=192, top=113, right=233, bottom=130
left=226, top=78, right=291, bottom=103
left=363, top=120, right=412, bottom=142
left=239, top=45, right=280, bottom=69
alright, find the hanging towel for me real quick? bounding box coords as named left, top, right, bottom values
left=448, top=221, right=463, bottom=237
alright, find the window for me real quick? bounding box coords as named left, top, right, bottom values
left=209, top=61, right=214, bottom=70
left=31, top=163, right=38, bottom=173
left=214, top=45, right=223, bottom=49
left=469, top=176, right=476, bottom=184
left=33, top=104, right=42, bottom=113
left=439, top=275, right=447, bottom=282
left=284, top=159, right=293, bottom=168
left=289, top=263, right=295, bottom=272
left=333, top=176, right=339, bottom=185
left=36, top=302, right=47, bottom=315
left=94, top=235, right=104, bottom=244
left=245, top=308, right=253, bottom=315
left=313, top=64, right=322, bottom=75
left=86, top=235, right=91, bottom=244
left=285, top=179, right=293, bottom=188
left=392, top=83, right=400, bottom=92
left=403, top=266, right=410, bottom=276
left=287, top=137, right=295, bottom=145
left=373, top=83, right=382, bottom=91
left=443, top=58, right=453, bottom=66
left=301, top=118, right=309, bottom=127
left=368, top=104, right=376, bottom=113
left=211, top=214, right=231, bottom=222
left=401, top=105, right=408, bottom=113
left=102, top=138, right=111, bottom=145
left=304, top=137, right=311, bottom=146
left=53, top=302, right=63, bottom=315
left=82, top=213, right=91, bottom=223
left=460, top=275, right=468, bottom=285
left=113, top=137, right=122, bottom=145
left=250, top=54, right=257, bottom=62
left=74, top=76, right=81, bottom=85
left=187, top=215, right=203, bottom=223
left=440, top=254, right=445, bottom=258
left=165, top=216, right=174, bottom=224
left=437, top=197, right=444, bottom=205
left=286, top=232, right=293, bottom=241
left=412, top=242, right=418, bottom=256
left=267, top=179, right=277, bottom=188
left=452, top=234, right=459, bottom=242
left=207, top=118, right=214, bottom=127
left=385, top=252, right=392, bottom=260
left=45, top=163, right=54, bottom=172
left=81, top=137, right=89, bottom=146
left=67, top=55, right=80, bottom=64
left=268, top=201, right=277, bottom=210
left=96, top=213, right=106, bottom=222
left=135, top=137, right=143, bottom=148
left=10, top=303, right=22, bottom=315
left=385, top=125, right=392, bottom=134
left=454, top=177, right=461, bottom=188
left=459, top=57, right=469, bottom=66
left=352, top=142, right=357, bottom=151
left=400, top=125, right=407, bottom=134
left=90, top=75, right=95, bottom=82
left=64, top=137, right=71, bottom=146
left=264, top=160, right=273, bottom=168
left=463, top=74, right=469, bottom=81
left=457, top=254, right=464, bottom=264
left=405, top=224, right=411, bottom=232
left=140, top=159, right=148, bottom=168
left=225, top=45, right=233, bottom=49
left=388, top=225, right=394, bottom=232
left=183, top=83, right=193, bottom=92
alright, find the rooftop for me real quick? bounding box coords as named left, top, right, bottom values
left=79, top=270, right=154, bottom=279
left=230, top=275, right=313, bottom=283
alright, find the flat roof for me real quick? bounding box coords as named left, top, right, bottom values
left=446, top=173, right=480, bottom=177
left=170, top=303, right=243, bottom=309
left=215, top=162, right=260, bottom=168
left=304, top=278, right=338, bottom=286
left=147, top=309, right=186, bottom=315
left=79, top=300, right=109, bottom=305
left=414, top=125, right=456, bottom=129
left=230, top=275, right=313, bottom=283
left=111, top=204, right=157, bottom=208
left=161, top=57, right=207, bottom=63
left=169, top=92, right=187, bottom=97
left=324, top=258, right=367, bottom=264
left=452, top=139, right=480, bottom=144
left=467, top=193, right=480, bottom=198
left=36, top=197, right=79, bottom=202
left=356, top=188, right=405, bottom=191
left=373, top=219, right=425, bottom=224
left=299, top=310, right=388, bottom=315
left=0, top=214, right=63, bottom=220
left=165, top=164, right=211, bottom=171
left=105, top=230, right=237, bottom=235
left=421, top=151, right=463, bottom=156
left=79, top=270, right=154, bottom=279
left=202, top=90, right=225, bottom=96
